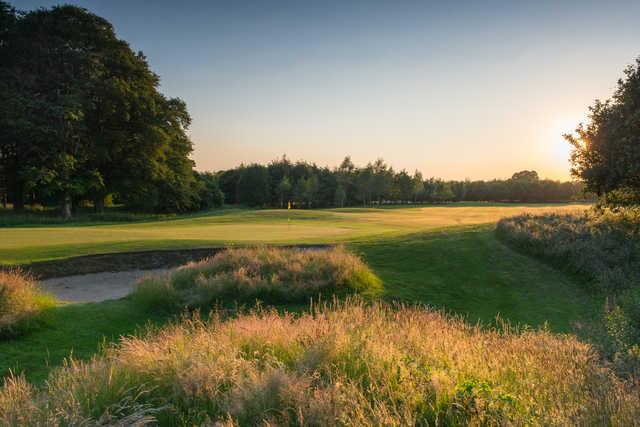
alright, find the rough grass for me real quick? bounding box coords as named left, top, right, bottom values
left=1, top=300, right=638, bottom=426
left=496, top=208, right=640, bottom=292
left=496, top=208, right=640, bottom=371
left=0, top=271, right=56, bottom=339
left=131, top=246, right=382, bottom=311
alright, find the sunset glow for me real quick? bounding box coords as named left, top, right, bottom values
left=13, top=0, right=640, bottom=180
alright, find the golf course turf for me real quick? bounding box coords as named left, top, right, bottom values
left=0, top=203, right=598, bottom=383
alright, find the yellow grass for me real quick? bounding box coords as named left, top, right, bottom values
left=2, top=300, right=638, bottom=425
left=131, top=246, right=382, bottom=310
left=0, top=271, right=56, bottom=337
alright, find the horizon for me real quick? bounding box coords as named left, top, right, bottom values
left=12, top=0, right=640, bottom=180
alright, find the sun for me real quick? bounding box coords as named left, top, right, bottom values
left=549, top=117, right=583, bottom=161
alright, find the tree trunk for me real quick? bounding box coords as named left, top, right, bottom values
left=13, top=184, right=24, bottom=212
left=62, top=194, right=72, bottom=220
left=95, top=196, right=105, bottom=214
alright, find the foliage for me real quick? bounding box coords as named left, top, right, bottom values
left=235, top=164, right=271, bottom=207
left=565, top=56, right=640, bottom=207
left=1, top=300, right=638, bottom=425
left=131, top=246, right=382, bottom=311
left=497, top=208, right=640, bottom=371
left=0, top=3, right=202, bottom=216
left=193, top=171, right=224, bottom=210
left=218, top=155, right=586, bottom=209
left=0, top=270, right=56, bottom=338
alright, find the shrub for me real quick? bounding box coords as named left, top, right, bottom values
left=1, top=300, right=638, bottom=425
left=130, top=246, right=383, bottom=311
left=0, top=270, right=56, bottom=338
left=496, top=208, right=640, bottom=369
left=496, top=208, right=640, bottom=292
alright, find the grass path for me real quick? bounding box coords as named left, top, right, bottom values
left=353, top=225, right=597, bottom=332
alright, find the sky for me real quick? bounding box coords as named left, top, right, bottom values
left=13, top=0, right=640, bottom=180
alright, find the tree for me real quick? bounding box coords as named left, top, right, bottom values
left=411, top=170, right=424, bottom=202
left=0, top=4, right=201, bottom=216
left=236, top=164, right=270, bottom=207
left=355, top=166, right=374, bottom=206
left=334, top=185, right=346, bottom=208
left=371, top=158, right=393, bottom=204
left=393, top=169, right=413, bottom=202
left=194, top=172, right=224, bottom=209
left=277, top=176, right=292, bottom=208
left=565, top=57, right=640, bottom=206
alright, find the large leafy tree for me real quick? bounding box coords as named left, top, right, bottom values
left=0, top=3, right=199, bottom=216
left=565, top=57, right=640, bottom=206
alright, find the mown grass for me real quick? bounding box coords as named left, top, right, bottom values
left=0, top=203, right=589, bottom=265
left=131, top=246, right=382, bottom=312
left=0, top=271, right=57, bottom=339
left=2, top=300, right=638, bottom=426
left=353, top=225, right=598, bottom=332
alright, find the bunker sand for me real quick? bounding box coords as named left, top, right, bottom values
left=42, top=268, right=172, bottom=302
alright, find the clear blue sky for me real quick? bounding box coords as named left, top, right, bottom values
left=13, top=0, right=640, bottom=179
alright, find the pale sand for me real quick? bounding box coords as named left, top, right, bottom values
left=41, top=268, right=174, bottom=303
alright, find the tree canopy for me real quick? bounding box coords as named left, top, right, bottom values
left=219, top=155, right=585, bottom=208
left=0, top=2, right=215, bottom=216
left=566, top=56, right=640, bottom=207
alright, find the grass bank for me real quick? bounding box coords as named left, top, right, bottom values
left=131, top=246, right=382, bottom=312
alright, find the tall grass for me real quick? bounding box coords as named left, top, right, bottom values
left=130, top=246, right=382, bottom=311
left=496, top=208, right=640, bottom=370
left=0, top=270, right=57, bottom=338
left=1, top=299, right=638, bottom=425
left=496, top=208, right=640, bottom=292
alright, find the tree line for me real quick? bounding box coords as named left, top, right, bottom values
left=0, top=2, right=222, bottom=218
left=218, top=156, right=586, bottom=208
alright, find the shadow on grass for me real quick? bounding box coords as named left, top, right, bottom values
left=0, top=299, right=167, bottom=384
left=351, top=224, right=600, bottom=333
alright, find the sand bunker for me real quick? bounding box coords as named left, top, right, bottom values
left=41, top=268, right=173, bottom=303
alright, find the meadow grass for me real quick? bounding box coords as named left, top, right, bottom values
left=0, top=203, right=589, bottom=265
left=1, top=300, right=637, bottom=426
left=0, top=270, right=57, bottom=339
left=131, top=246, right=382, bottom=311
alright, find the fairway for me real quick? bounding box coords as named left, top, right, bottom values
left=1, top=203, right=588, bottom=264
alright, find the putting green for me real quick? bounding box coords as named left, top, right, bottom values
left=1, top=204, right=588, bottom=264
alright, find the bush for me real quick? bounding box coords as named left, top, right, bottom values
left=496, top=208, right=640, bottom=292
left=130, top=246, right=382, bottom=312
left=496, top=208, right=640, bottom=369
left=0, top=270, right=56, bottom=338
left=1, top=300, right=638, bottom=425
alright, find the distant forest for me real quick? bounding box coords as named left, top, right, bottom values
left=217, top=156, right=586, bottom=208
left=0, top=3, right=587, bottom=217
